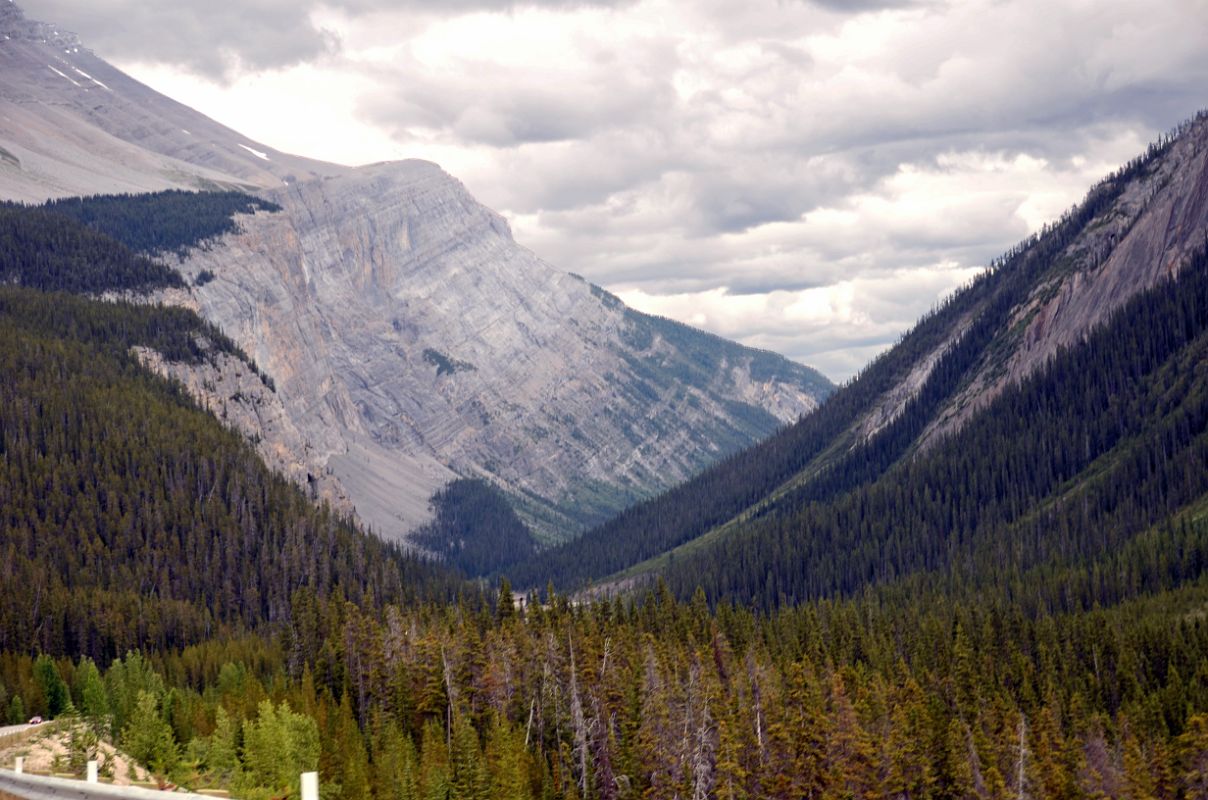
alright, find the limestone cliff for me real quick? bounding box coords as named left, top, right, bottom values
left=0, top=2, right=833, bottom=544
left=172, top=162, right=830, bottom=540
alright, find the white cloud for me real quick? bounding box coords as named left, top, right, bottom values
left=24, top=0, right=1208, bottom=380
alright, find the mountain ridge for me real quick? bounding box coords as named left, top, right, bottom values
left=510, top=111, right=1208, bottom=593
left=0, top=2, right=834, bottom=547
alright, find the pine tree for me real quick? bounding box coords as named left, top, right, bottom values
left=485, top=714, right=530, bottom=800
left=821, top=671, right=874, bottom=799
left=8, top=695, right=26, bottom=726
left=419, top=716, right=452, bottom=800
left=122, top=690, right=180, bottom=777
left=106, top=652, right=167, bottom=738
left=206, top=706, right=240, bottom=782
left=497, top=579, right=516, bottom=624
left=241, top=700, right=320, bottom=798
left=327, top=693, right=371, bottom=800
left=1177, top=713, right=1208, bottom=800
left=32, top=654, right=69, bottom=718
left=371, top=715, right=419, bottom=800
left=73, top=657, right=110, bottom=734
left=450, top=713, right=490, bottom=800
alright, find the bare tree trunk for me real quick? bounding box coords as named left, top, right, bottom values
left=569, top=636, right=590, bottom=797
left=441, top=644, right=455, bottom=748
left=1016, top=714, right=1029, bottom=800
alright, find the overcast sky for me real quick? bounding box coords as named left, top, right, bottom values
left=21, top=0, right=1208, bottom=379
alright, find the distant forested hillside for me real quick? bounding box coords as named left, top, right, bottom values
left=412, top=479, right=537, bottom=576
left=0, top=204, right=184, bottom=293
left=0, top=189, right=279, bottom=294
left=39, top=189, right=280, bottom=255
left=659, top=241, right=1208, bottom=609
left=506, top=117, right=1199, bottom=596
left=0, top=285, right=460, bottom=659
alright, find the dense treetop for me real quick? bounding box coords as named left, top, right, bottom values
left=38, top=189, right=281, bottom=256
left=0, top=204, right=184, bottom=293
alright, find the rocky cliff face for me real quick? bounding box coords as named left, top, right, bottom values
left=845, top=115, right=1208, bottom=454
left=171, top=162, right=829, bottom=540
left=915, top=115, right=1208, bottom=447
left=0, top=2, right=833, bottom=544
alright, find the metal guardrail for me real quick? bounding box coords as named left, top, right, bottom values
left=0, top=769, right=319, bottom=800
left=0, top=769, right=218, bottom=799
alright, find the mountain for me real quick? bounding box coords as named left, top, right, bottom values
left=513, top=111, right=1208, bottom=597
left=0, top=1, right=340, bottom=200
left=2, top=155, right=1208, bottom=800
left=0, top=2, right=832, bottom=547
left=2, top=8, right=1207, bottom=794
left=0, top=202, right=462, bottom=659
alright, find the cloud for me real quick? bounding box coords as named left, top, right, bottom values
left=17, top=0, right=632, bottom=79
left=19, top=0, right=339, bottom=79
left=19, top=0, right=1208, bottom=379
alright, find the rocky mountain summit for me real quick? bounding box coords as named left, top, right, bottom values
left=0, top=2, right=832, bottom=543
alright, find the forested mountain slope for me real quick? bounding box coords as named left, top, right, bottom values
left=0, top=2, right=834, bottom=554
left=664, top=239, right=1208, bottom=606
left=0, top=204, right=460, bottom=660
left=1, top=90, right=1207, bottom=800
left=511, top=111, right=1208, bottom=593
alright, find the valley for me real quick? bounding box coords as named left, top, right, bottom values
left=1, top=1, right=1208, bottom=798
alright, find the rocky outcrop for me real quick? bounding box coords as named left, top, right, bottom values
left=916, top=115, right=1208, bottom=447
left=0, top=2, right=833, bottom=545
left=132, top=345, right=354, bottom=515
left=171, top=162, right=829, bottom=540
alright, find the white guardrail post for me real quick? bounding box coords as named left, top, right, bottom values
left=301, top=771, right=319, bottom=800
left=14, top=756, right=22, bottom=774
left=86, top=761, right=97, bottom=784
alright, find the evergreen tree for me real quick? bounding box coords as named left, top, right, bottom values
left=106, top=653, right=166, bottom=738
left=241, top=700, right=320, bottom=799
left=122, top=690, right=180, bottom=776
left=7, top=694, right=25, bottom=726
left=1177, top=713, right=1208, bottom=800
left=73, top=657, right=110, bottom=733
left=32, top=655, right=69, bottom=718
left=206, top=706, right=241, bottom=781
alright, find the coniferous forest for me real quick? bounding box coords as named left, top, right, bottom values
left=1, top=151, right=1208, bottom=799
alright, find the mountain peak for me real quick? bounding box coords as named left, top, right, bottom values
left=0, top=2, right=81, bottom=49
